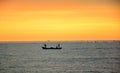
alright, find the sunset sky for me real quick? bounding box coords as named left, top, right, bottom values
left=0, top=0, right=120, bottom=41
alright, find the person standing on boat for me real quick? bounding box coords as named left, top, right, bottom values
left=44, top=44, right=47, bottom=48
left=58, top=44, right=60, bottom=48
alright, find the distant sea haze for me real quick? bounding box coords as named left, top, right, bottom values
left=0, top=41, right=120, bottom=73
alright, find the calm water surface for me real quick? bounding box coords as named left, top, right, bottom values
left=0, top=41, right=120, bottom=73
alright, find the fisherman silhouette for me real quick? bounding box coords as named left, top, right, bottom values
left=56, top=44, right=60, bottom=48
left=44, top=44, right=47, bottom=48
left=58, top=44, right=60, bottom=48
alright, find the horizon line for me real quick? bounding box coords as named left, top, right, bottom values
left=0, top=40, right=120, bottom=42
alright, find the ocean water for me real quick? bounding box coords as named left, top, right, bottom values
left=0, top=41, right=120, bottom=73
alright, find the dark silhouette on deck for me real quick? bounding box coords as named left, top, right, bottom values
left=42, top=44, right=62, bottom=49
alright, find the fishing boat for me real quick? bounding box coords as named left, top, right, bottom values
left=42, top=47, right=62, bottom=49
left=42, top=44, right=62, bottom=49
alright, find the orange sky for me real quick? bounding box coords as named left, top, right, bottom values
left=0, top=0, right=120, bottom=41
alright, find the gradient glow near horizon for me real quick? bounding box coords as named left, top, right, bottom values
left=0, top=0, right=120, bottom=41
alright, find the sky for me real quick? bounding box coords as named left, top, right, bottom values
left=0, top=0, right=120, bottom=41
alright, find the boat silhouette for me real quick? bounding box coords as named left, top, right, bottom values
left=42, top=44, right=62, bottom=49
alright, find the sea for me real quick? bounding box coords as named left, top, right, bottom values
left=0, top=41, right=120, bottom=73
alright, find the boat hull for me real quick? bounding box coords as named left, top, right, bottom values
left=42, top=47, right=62, bottom=49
